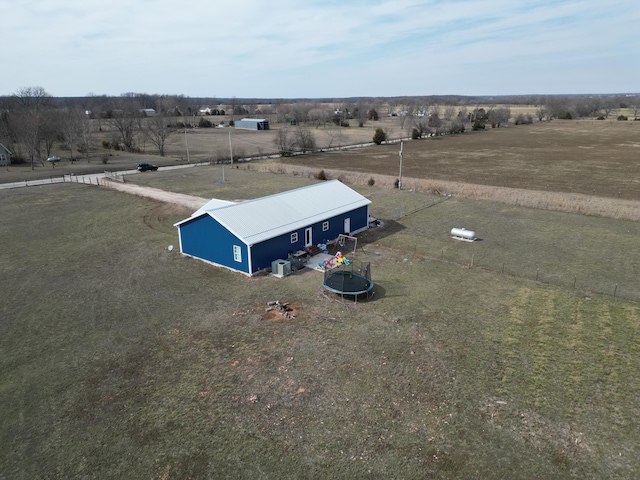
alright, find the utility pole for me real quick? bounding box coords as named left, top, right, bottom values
left=398, top=141, right=403, bottom=190
left=185, top=128, right=190, bottom=164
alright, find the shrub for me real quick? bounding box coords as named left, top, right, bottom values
left=229, top=120, right=235, bottom=127
left=472, top=121, right=485, bottom=131
left=562, top=112, right=573, bottom=119
left=373, top=127, right=387, bottom=145
left=315, top=170, right=327, bottom=181
left=394, top=178, right=400, bottom=189
left=368, top=177, right=375, bottom=186
left=450, top=122, right=466, bottom=134
left=411, top=128, right=421, bottom=140
left=514, top=113, right=534, bottom=125
left=198, top=118, right=213, bottom=128
left=596, top=115, right=605, bottom=120
left=101, top=140, right=111, bottom=150
left=617, top=115, right=628, bottom=121
left=101, top=154, right=109, bottom=164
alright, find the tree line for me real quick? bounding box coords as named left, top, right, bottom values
left=1, top=87, right=637, bottom=169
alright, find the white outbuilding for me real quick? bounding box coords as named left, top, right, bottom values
left=234, top=118, right=270, bottom=130
left=0, top=143, right=12, bottom=166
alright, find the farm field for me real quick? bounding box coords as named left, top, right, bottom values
left=280, top=119, right=640, bottom=201
left=4, top=117, right=640, bottom=205
left=0, top=114, right=401, bottom=185
left=2, top=174, right=640, bottom=478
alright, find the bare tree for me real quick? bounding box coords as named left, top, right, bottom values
left=630, top=101, right=640, bottom=120
left=293, top=126, right=316, bottom=153
left=11, top=108, right=42, bottom=168
left=443, top=105, right=456, bottom=122
left=77, top=112, right=94, bottom=161
left=428, top=113, right=444, bottom=136
left=289, top=103, right=311, bottom=125
left=14, top=86, right=51, bottom=110
left=40, top=108, right=64, bottom=158
left=59, top=108, right=85, bottom=162
left=536, top=107, right=549, bottom=122
left=324, top=127, right=345, bottom=149
left=308, top=105, right=330, bottom=128
left=410, top=116, right=429, bottom=139
left=545, top=96, right=573, bottom=119
left=488, top=107, right=511, bottom=127
left=600, top=98, right=616, bottom=119
left=143, top=105, right=175, bottom=156
left=274, top=127, right=294, bottom=156
left=10, top=86, right=53, bottom=169
left=105, top=96, right=141, bottom=151
left=353, top=101, right=369, bottom=127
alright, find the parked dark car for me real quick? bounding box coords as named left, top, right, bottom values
left=47, top=156, right=61, bottom=162
left=137, top=163, right=158, bottom=172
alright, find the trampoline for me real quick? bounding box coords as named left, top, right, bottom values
left=323, top=261, right=374, bottom=301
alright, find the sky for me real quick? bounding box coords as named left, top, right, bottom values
left=2, top=0, right=639, bottom=98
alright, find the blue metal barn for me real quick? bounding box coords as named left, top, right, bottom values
left=174, top=180, right=371, bottom=276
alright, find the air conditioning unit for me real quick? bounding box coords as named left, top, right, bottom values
left=271, top=259, right=291, bottom=277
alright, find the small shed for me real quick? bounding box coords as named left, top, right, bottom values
left=234, top=118, right=270, bottom=130
left=0, top=143, right=12, bottom=166
left=174, top=180, right=371, bottom=276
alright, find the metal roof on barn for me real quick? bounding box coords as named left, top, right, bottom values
left=176, top=180, right=371, bottom=245
left=191, top=198, right=236, bottom=218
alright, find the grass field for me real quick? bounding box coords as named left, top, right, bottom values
left=3, top=118, right=639, bottom=205
left=0, top=115, right=401, bottom=184
left=2, top=173, right=640, bottom=478
left=279, top=120, right=640, bottom=201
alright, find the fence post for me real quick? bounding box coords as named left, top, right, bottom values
left=614, top=284, right=618, bottom=299
left=536, top=268, right=539, bottom=281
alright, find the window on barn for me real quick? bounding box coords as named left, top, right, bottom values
left=322, top=221, right=329, bottom=232
left=291, top=232, right=298, bottom=243
left=233, top=245, right=242, bottom=262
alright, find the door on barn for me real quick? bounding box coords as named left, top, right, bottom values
left=305, top=227, right=313, bottom=247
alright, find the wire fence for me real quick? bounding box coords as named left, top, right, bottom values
left=380, top=241, right=640, bottom=304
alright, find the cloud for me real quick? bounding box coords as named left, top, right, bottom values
left=1, top=0, right=638, bottom=97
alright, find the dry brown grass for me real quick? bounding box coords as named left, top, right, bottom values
left=280, top=120, right=640, bottom=199
left=239, top=161, right=640, bottom=222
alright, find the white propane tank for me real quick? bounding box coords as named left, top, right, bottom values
left=451, top=228, right=477, bottom=241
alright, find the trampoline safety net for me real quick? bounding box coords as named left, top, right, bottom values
left=323, top=260, right=373, bottom=298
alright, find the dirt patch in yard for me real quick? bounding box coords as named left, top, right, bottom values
left=103, top=179, right=209, bottom=210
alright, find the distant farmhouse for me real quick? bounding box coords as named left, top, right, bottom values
left=140, top=109, right=156, bottom=117
left=0, top=143, right=12, bottom=166
left=174, top=180, right=371, bottom=276
left=234, top=118, right=270, bottom=130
